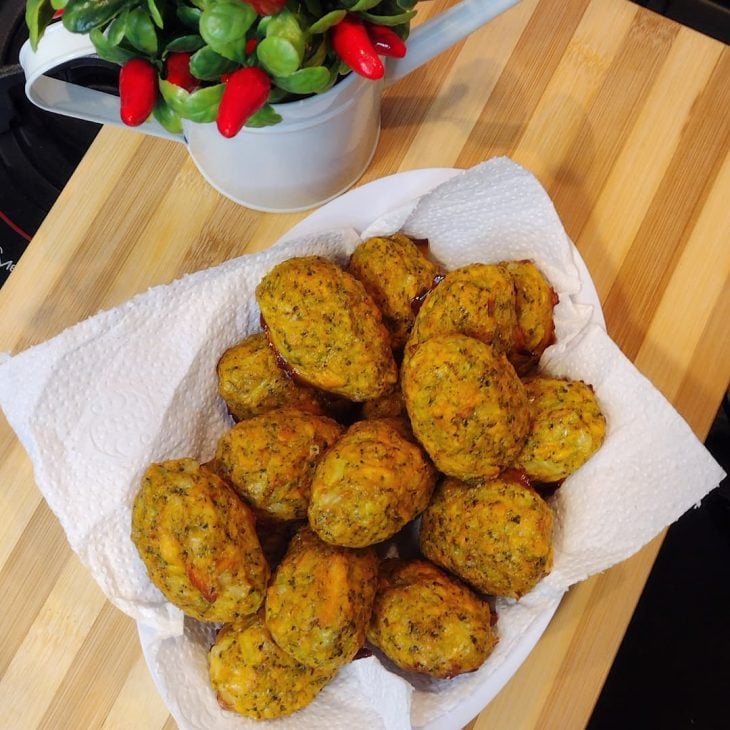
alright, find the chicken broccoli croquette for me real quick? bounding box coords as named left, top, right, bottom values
left=420, top=475, right=553, bottom=599
left=367, top=559, right=497, bottom=678
left=406, top=263, right=517, bottom=357
left=266, top=527, right=379, bottom=670
left=308, top=419, right=436, bottom=547
left=217, top=333, right=322, bottom=421
left=402, top=333, right=531, bottom=481
left=516, top=377, right=606, bottom=482
left=213, top=407, right=343, bottom=521
left=209, top=611, right=336, bottom=719
left=348, top=233, right=441, bottom=349
left=504, top=260, right=558, bottom=374
left=131, top=459, right=269, bottom=622
left=256, top=256, right=397, bottom=401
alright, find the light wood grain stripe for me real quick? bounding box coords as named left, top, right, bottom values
left=578, top=26, right=723, bottom=299
left=0, top=503, right=68, bottom=679
left=456, top=0, right=592, bottom=166
left=605, top=49, right=730, bottom=358
left=547, top=7, right=679, bottom=240
left=38, top=603, right=139, bottom=729
left=0, top=556, right=106, bottom=727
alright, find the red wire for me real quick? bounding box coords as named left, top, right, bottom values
left=0, top=209, right=33, bottom=242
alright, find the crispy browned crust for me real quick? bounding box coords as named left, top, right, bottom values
left=265, top=526, right=379, bottom=670
left=419, top=475, right=554, bottom=599
left=367, top=558, right=497, bottom=678
left=212, top=407, right=343, bottom=521
left=208, top=611, right=336, bottom=719
left=256, top=256, right=397, bottom=401
left=131, top=458, right=269, bottom=622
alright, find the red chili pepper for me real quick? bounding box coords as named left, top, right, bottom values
left=243, top=0, right=286, bottom=15
left=216, top=67, right=271, bottom=138
left=165, top=52, right=197, bottom=92
left=119, top=58, right=157, bottom=127
left=365, top=23, right=407, bottom=59
left=245, top=38, right=258, bottom=55
left=331, top=15, right=384, bottom=81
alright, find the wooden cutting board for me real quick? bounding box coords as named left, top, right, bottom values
left=0, top=0, right=728, bottom=728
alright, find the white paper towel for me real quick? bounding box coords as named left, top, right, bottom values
left=0, top=158, right=724, bottom=729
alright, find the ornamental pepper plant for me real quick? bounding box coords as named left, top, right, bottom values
left=26, top=0, right=417, bottom=135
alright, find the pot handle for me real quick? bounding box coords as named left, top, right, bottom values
left=385, top=0, right=522, bottom=86
left=19, top=22, right=183, bottom=142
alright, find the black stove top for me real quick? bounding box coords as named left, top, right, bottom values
left=0, top=0, right=118, bottom=287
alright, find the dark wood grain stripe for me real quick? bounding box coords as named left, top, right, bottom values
left=549, top=8, right=679, bottom=242
left=456, top=0, right=592, bottom=167
left=21, top=137, right=187, bottom=349
left=675, top=282, right=730, bottom=437
left=603, top=49, right=730, bottom=358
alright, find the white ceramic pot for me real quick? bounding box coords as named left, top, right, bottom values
left=20, top=0, right=520, bottom=211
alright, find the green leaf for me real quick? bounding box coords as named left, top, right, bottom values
left=358, top=9, right=416, bottom=26
left=265, top=8, right=305, bottom=57
left=89, top=27, right=137, bottom=63
left=176, top=4, right=201, bottom=28
left=63, top=0, right=133, bottom=34
left=50, top=0, right=68, bottom=10
left=159, top=79, right=224, bottom=122
left=106, top=9, right=128, bottom=45
left=26, top=0, right=55, bottom=51
left=256, top=36, right=301, bottom=77
left=199, top=0, right=256, bottom=63
left=189, top=45, right=238, bottom=80
left=273, top=66, right=329, bottom=94
left=245, top=103, right=283, bottom=128
left=125, top=7, right=158, bottom=54
left=146, top=0, right=164, bottom=28
left=396, top=0, right=417, bottom=8
left=165, top=34, right=205, bottom=52
left=153, top=98, right=183, bottom=133
left=308, top=9, right=345, bottom=34
left=345, top=0, right=381, bottom=12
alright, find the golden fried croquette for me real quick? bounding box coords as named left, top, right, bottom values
left=420, top=474, right=554, bottom=598
left=515, top=377, right=606, bottom=482
left=348, top=233, right=441, bottom=349
left=217, top=333, right=322, bottom=421
left=131, top=459, right=269, bottom=621
left=367, top=559, right=497, bottom=678
left=213, top=407, right=343, bottom=521
left=209, top=611, right=336, bottom=720
left=406, top=263, right=517, bottom=357
left=360, top=384, right=407, bottom=421
left=265, top=527, right=379, bottom=670
left=504, top=261, right=558, bottom=374
left=308, top=419, right=436, bottom=547
left=256, top=256, right=397, bottom=401
left=402, top=333, right=531, bottom=481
